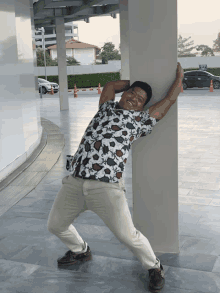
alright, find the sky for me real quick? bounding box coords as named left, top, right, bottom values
left=73, top=0, right=220, bottom=53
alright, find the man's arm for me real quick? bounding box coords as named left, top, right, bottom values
left=99, top=80, right=130, bottom=106
left=148, top=63, right=184, bottom=120
left=148, top=78, right=181, bottom=120
left=111, top=80, right=130, bottom=93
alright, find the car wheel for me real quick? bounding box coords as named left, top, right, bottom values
left=42, top=87, right=47, bottom=94
left=213, top=81, right=220, bottom=89
left=182, top=82, right=187, bottom=90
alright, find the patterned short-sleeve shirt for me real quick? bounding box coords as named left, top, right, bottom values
left=66, top=100, right=159, bottom=183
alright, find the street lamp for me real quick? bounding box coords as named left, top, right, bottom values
left=36, top=27, right=47, bottom=80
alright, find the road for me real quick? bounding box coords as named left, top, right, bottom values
left=41, top=87, right=220, bottom=111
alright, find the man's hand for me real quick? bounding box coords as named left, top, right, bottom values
left=176, top=62, right=184, bottom=82
left=149, top=63, right=184, bottom=120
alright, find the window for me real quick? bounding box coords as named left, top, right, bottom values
left=44, top=36, right=56, bottom=41
left=45, top=28, right=54, bottom=35
left=65, top=29, right=72, bottom=34
left=185, top=72, right=197, bottom=77
left=197, top=72, right=208, bottom=77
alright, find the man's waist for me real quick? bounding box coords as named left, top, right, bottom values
left=72, top=167, right=97, bottom=181
left=72, top=166, right=124, bottom=185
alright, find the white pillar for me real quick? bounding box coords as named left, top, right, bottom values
left=0, top=0, right=42, bottom=181
left=128, top=0, right=179, bottom=253
left=55, top=17, right=69, bottom=111
left=119, top=0, right=130, bottom=80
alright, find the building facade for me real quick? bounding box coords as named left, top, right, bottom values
left=47, top=38, right=101, bottom=65
left=34, top=22, right=79, bottom=49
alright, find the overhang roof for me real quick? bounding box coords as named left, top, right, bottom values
left=33, top=0, right=119, bottom=29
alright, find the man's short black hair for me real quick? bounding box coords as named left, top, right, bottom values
left=128, top=81, right=152, bottom=106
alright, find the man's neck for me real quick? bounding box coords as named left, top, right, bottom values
left=116, top=102, right=124, bottom=109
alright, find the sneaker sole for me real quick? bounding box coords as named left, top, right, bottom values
left=149, top=281, right=165, bottom=293
left=57, top=254, right=92, bottom=266
left=149, top=286, right=163, bottom=293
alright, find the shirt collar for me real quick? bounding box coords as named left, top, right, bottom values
left=115, top=101, right=147, bottom=113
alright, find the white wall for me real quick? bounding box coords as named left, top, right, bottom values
left=36, top=60, right=121, bottom=76
left=36, top=56, right=220, bottom=78
left=50, top=47, right=95, bottom=65
left=51, top=50, right=57, bottom=60
left=0, top=0, right=42, bottom=182
left=178, top=56, right=220, bottom=70
left=66, top=48, right=72, bottom=57
left=73, top=48, right=95, bottom=65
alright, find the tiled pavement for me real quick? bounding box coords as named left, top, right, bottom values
left=0, top=89, right=220, bottom=292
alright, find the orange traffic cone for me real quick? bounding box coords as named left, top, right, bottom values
left=209, top=80, right=214, bottom=92
left=98, top=83, right=102, bottom=94
left=74, top=84, right=78, bottom=98
left=50, top=85, right=54, bottom=95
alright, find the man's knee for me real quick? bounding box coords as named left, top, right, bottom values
left=117, top=229, right=138, bottom=244
left=47, top=218, right=60, bottom=234
left=47, top=220, right=55, bottom=234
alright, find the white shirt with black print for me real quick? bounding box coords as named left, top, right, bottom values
left=66, top=100, right=159, bottom=183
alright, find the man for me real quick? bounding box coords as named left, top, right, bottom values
left=47, top=63, right=184, bottom=292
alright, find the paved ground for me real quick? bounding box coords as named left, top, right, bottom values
left=0, top=88, right=220, bottom=292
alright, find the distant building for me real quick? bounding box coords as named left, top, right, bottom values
left=34, top=22, right=79, bottom=49
left=47, top=38, right=101, bottom=65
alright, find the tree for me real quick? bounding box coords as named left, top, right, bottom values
left=37, top=47, right=81, bottom=66
left=100, top=42, right=121, bottom=64
left=52, top=56, right=81, bottom=66
left=66, top=56, right=81, bottom=66
left=36, top=47, right=55, bottom=66
left=178, top=35, right=197, bottom=57
left=195, top=45, right=215, bottom=57
left=212, top=32, right=220, bottom=54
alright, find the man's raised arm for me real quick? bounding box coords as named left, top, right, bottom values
left=99, top=80, right=130, bottom=106
left=148, top=63, right=184, bottom=120
left=110, top=80, right=130, bottom=93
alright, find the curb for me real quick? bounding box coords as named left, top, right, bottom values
left=68, top=87, right=103, bottom=93
left=0, top=118, right=65, bottom=217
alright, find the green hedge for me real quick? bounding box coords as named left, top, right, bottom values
left=38, top=72, right=121, bottom=88
left=38, top=67, right=220, bottom=88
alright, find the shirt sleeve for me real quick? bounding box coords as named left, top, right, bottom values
left=140, top=109, right=159, bottom=137
left=99, top=100, right=115, bottom=111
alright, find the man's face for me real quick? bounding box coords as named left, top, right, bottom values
left=118, top=87, right=148, bottom=111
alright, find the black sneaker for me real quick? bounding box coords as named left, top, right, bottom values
left=148, top=264, right=165, bottom=292
left=57, top=246, right=92, bottom=266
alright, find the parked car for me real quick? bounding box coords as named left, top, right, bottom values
left=182, top=70, right=220, bottom=90
left=38, top=78, right=59, bottom=94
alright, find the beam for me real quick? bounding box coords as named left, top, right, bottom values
left=34, top=2, right=118, bottom=18
left=34, top=2, right=119, bottom=28
left=44, top=0, right=83, bottom=8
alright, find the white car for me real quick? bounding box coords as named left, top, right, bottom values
left=38, top=78, right=59, bottom=94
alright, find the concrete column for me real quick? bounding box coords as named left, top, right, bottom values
left=55, top=17, right=69, bottom=111
left=119, top=0, right=130, bottom=80
left=0, top=0, right=42, bottom=181
left=128, top=0, right=179, bottom=253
